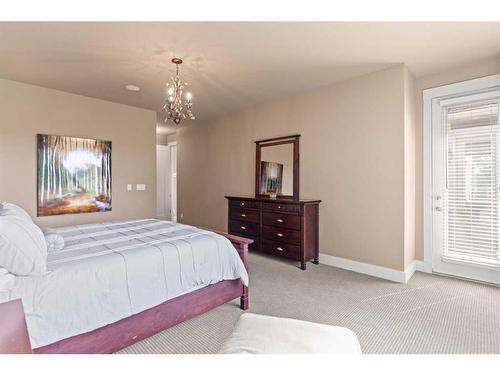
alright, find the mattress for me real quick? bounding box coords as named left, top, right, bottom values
left=7, top=219, right=248, bottom=348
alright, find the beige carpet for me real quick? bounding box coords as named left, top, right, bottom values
left=118, top=251, right=500, bottom=354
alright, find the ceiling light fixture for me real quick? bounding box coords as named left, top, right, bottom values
left=163, top=58, right=195, bottom=125
left=125, top=84, right=141, bottom=92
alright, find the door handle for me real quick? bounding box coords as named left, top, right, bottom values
left=276, top=219, right=284, bottom=223
left=435, top=207, right=443, bottom=212
left=241, top=214, right=246, bottom=217
left=276, top=233, right=284, bottom=237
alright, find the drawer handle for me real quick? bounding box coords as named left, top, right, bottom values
left=241, top=213, right=246, bottom=217
left=241, top=226, right=246, bottom=230
left=276, top=219, right=284, bottom=223
left=278, top=205, right=281, bottom=209
left=241, top=202, right=245, bottom=206
left=276, top=247, right=284, bottom=252
left=276, top=233, right=284, bottom=237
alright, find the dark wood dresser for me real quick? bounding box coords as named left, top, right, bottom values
left=226, top=196, right=321, bottom=270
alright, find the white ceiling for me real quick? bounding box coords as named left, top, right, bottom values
left=1, top=22, right=500, bottom=134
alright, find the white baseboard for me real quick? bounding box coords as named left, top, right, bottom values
left=319, top=253, right=409, bottom=283
left=404, top=261, right=417, bottom=283
left=414, top=260, right=432, bottom=273
left=318, top=254, right=432, bottom=284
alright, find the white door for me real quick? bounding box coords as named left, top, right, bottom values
left=156, top=145, right=170, bottom=219
left=431, top=88, right=500, bottom=283
left=169, top=142, right=177, bottom=222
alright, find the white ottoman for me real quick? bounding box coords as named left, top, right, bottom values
left=220, top=313, right=362, bottom=354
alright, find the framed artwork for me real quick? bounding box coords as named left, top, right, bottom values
left=37, top=134, right=112, bottom=216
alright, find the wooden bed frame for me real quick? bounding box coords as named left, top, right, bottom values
left=33, top=232, right=252, bottom=354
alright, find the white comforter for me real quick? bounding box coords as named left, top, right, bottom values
left=7, top=219, right=248, bottom=348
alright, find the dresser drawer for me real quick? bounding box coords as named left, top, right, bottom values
left=262, top=202, right=301, bottom=213
left=230, top=200, right=261, bottom=209
left=230, top=208, right=260, bottom=223
left=262, top=225, right=301, bottom=245
left=230, top=219, right=259, bottom=236
left=262, top=211, right=300, bottom=230
left=262, top=239, right=300, bottom=260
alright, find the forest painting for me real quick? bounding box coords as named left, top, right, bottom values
left=37, top=134, right=112, bottom=216
left=259, top=161, right=283, bottom=196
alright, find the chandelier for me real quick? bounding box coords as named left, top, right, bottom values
left=163, top=57, right=195, bottom=125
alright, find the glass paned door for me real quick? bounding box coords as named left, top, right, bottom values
left=432, top=91, right=500, bottom=283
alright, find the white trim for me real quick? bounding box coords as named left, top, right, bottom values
left=319, top=253, right=409, bottom=284
left=423, top=90, right=434, bottom=266
left=318, top=254, right=435, bottom=283
left=168, top=141, right=177, bottom=222
left=439, top=89, right=500, bottom=106
left=404, top=261, right=417, bottom=283
left=414, top=260, right=432, bottom=273
left=423, top=73, right=500, bottom=268
left=156, top=145, right=170, bottom=219
left=423, top=73, right=500, bottom=102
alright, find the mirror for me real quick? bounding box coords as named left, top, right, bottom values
left=255, top=135, right=300, bottom=200
left=260, top=143, right=294, bottom=196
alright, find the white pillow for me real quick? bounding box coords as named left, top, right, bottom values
left=43, top=229, right=65, bottom=252
left=0, top=216, right=47, bottom=276
left=0, top=202, right=33, bottom=222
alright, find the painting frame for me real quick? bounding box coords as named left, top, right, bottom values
left=36, top=134, right=112, bottom=217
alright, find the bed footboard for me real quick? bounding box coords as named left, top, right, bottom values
left=34, top=279, right=245, bottom=354
left=33, top=229, right=253, bottom=354
left=215, top=231, right=252, bottom=310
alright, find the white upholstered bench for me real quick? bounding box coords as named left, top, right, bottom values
left=220, top=313, right=362, bottom=354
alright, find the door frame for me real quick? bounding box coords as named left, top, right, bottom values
left=423, top=73, right=500, bottom=277
left=168, top=141, right=177, bottom=222
left=156, top=144, right=170, bottom=220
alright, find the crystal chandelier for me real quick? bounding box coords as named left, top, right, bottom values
left=163, top=58, right=195, bottom=125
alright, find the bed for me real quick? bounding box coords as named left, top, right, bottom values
left=3, top=218, right=251, bottom=354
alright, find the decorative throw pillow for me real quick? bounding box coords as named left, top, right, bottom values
left=43, top=229, right=65, bottom=252
left=0, top=216, right=48, bottom=276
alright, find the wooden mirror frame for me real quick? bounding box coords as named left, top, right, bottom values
left=255, top=134, right=300, bottom=200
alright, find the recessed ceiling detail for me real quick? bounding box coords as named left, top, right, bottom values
left=125, top=84, right=141, bottom=91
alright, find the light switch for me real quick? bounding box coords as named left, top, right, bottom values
left=127, top=184, right=132, bottom=191
left=136, top=184, right=146, bottom=191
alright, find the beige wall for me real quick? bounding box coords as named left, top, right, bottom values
left=156, top=132, right=177, bottom=145
left=414, top=58, right=500, bottom=261
left=0, top=79, right=157, bottom=227
left=178, top=65, right=409, bottom=271
left=157, top=134, right=168, bottom=145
